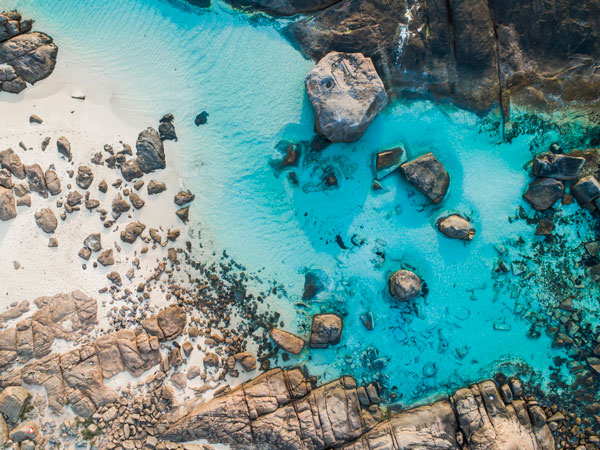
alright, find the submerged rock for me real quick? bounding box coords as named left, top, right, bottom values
left=401, top=153, right=449, bottom=204
left=269, top=329, right=304, bottom=354
left=194, top=111, right=209, bottom=126
left=372, top=145, right=406, bottom=180
left=225, top=0, right=339, bottom=15
left=436, top=214, right=475, bottom=241
left=305, top=52, right=388, bottom=143
left=524, top=178, right=564, bottom=211
left=310, top=313, right=343, bottom=348
left=388, top=270, right=421, bottom=301
left=532, top=153, right=585, bottom=181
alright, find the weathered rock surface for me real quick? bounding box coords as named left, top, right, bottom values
left=120, top=221, right=146, bottom=243
left=120, top=159, right=143, bottom=182
left=436, top=214, right=475, bottom=241
left=401, top=153, right=449, bottom=204
left=0, top=290, right=97, bottom=371
left=571, top=175, right=600, bottom=206
left=44, top=168, right=61, bottom=195
left=148, top=180, right=166, bottom=195
left=532, top=154, right=585, bottom=181
left=34, top=208, right=57, bottom=234
left=388, top=269, right=421, bottom=301
left=227, top=0, right=340, bottom=16
left=269, top=328, right=304, bottom=354
left=174, top=190, right=195, bottom=206
left=0, top=12, right=57, bottom=94
left=56, top=136, right=72, bottom=161
left=76, top=165, right=94, bottom=189
left=309, top=313, right=343, bottom=348
left=0, top=385, right=30, bottom=421
left=136, top=127, right=165, bottom=173
left=305, top=52, right=388, bottom=143
left=0, top=186, right=16, bottom=221
left=142, top=305, right=187, bottom=341
left=524, top=178, right=564, bottom=211
left=158, top=369, right=554, bottom=450
left=373, top=145, right=406, bottom=180
left=25, top=164, right=47, bottom=198
left=0, top=148, right=25, bottom=179
left=280, top=0, right=600, bottom=116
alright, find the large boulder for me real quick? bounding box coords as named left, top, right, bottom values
left=523, top=178, right=564, bottom=211
left=0, top=386, right=29, bottom=421
left=34, top=208, right=57, bottom=234
left=0, top=186, right=16, bottom=221
left=305, top=52, right=388, bottom=143
left=120, top=221, right=146, bottom=244
left=436, top=214, right=475, bottom=241
left=532, top=153, right=585, bottom=181
left=269, top=329, right=304, bottom=354
left=309, top=313, right=343, bottom=348
left=400, top=153, right=449, bottom=204
left=44, top=169, right=61, bottom=195
left=142, top=306, right=187, bottom=341
left=571, top=175, right=600, bottom=205
left=136, top=128, right=166, bottom=173
left=388, top=270, right=421, bottom=301
left=0, top=148, right=25, bottom=179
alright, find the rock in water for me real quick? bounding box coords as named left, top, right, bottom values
left=305, top=52, right=388, bottom=143
left=373, top=145, right=406, bottom=180
left=194, top=111, right=209, bottom=126
left=388, top=270, right=421, bottom=301
left=34, top=208, right=57, bottom=234
left=309, top=313, right=343, bottom=348
left=223, top=0, right=338, bottom=15
left=524, top=178, right=564, bottom=211
left=532, top=153, right=585, bottom=180
left=0, top=186, right=16, bottom=221
left=571, top=175, right=600, bottom=205
left=269, top=329, right=304, bottom=354
left=436, top=214, right=475, bottom=241
left=401, top=153, right=449, bottom=204
left=136, top=127, right=165, bottom=173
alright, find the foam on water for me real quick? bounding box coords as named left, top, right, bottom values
left=1, top=0, right=596, bottom=406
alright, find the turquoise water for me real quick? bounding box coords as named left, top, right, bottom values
left=2, top=0, right=597, bottom=406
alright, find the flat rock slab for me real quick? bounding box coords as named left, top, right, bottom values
left=401, top=153, right=449, bottom=204
left=305, top=52, right=388, bottom=143
left=270, top=329, right=304, bottom=354
left=524, top=178, right=564, bottom=211
left=572, top=175, right=600, bottom=205
left=532, top=153, right=585, bottom=180
left=373, top=145, right=406, bottom=180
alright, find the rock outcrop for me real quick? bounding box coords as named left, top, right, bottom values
left=305, top=52, right=388, bottom=142
left=270, top=0, right=600, bottom=116
left=309, top=313, right=343, bottom=348
left=0, top=11, right=57, bottom=94
left=136, top=128, right=166, bottom=173
left=0, top=290, right=97, bottom=371
left=157, top=368, right=555, bottom=450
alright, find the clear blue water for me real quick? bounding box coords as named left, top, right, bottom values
left=2, top=0, right=597, bottom=406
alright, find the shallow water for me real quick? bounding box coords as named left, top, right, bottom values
left=2, top=0, right=598, bottom=407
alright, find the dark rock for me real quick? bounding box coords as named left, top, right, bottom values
left=436, top=214, right=475, bottom=241
left=85, top=199, right=100, bottom=210
left=107, top=271, right=122, bottom=286
left=187, top=0, right=211, bottom=7
left=0, top=186, right=16, bottom=221
left=41, top=137, right=50, bottom=151
left=303, top=271, right=324, bottom=300
left=310, top=134, right=330, bottom=151
left=120, top=221, right=146, bottom=243
left=136, top=128, right=165, bottom=173
left=305, top=52, right=388, bottom=142
left=523, top=178, right=564, bottom=211
left=147, top=180, right=166, bottom=195
left=98, top=180, right=107, bottom=193
left=388, top=270, right=421, bottom=301
left=34, top=208, right=57, bottom=234
left=29, top=114, right=42, bottom=124
left=56, top=136, right=72, bottom=161
left=1, top=77, right=25, bottom=93
left=159, top=120, right=177, bottom=141
left=0, top=30, right=57, bottom=87
left=310, top=313, right=343, bottom=348
left=401, top=153, right=449, bottom=204
left=532, top=153, right=585, bottom=181
left=98, top=249, right=114, bottom=266
left=373, top=145, right=406, bottom=180
left=25, top=164, right=47, bottom=198
left=120, top=159, right=143, bottom=182
left=225, top=0, right=337, bottom=15
left=194, top=111, right=209, bottom=126
left=44, top=168, right=61, bottom=195
left=112, top=193, right=130, bottom=214
left=176, top=207, right=189, bottom=223
left=535, top=218, right=554, bottom=236
left=0, top=148, right=25, bottom=179
left=174, top=190, right=195, bottom=206
left=571, top=175, right=600, bottom=205
left=76, top=166, right=94, bottom=189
